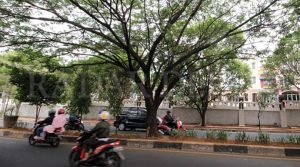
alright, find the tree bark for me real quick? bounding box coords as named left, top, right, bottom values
left=145, top=98, right=160, bottom=137
left=258, top=111, right=261, bottom=130
left=200, top=112, right=206, bottom=127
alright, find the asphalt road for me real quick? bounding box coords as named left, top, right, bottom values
left=0, top=137, right=299, bottom=167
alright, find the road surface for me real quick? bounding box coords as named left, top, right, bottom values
left=0, top=137, right=299, bottom=167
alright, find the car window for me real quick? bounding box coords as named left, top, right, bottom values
left=127, top=110, right=138, bottom=115
left=139, top=110, right=147, bottom=117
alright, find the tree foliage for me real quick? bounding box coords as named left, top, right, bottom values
left=67, top=71, right=93, bottom=118
left=6, top=50, right=64, bottom=123
left=64, top=58, right=132, bottom=117
left=264, top=29, right=300, bottom=90
left=182, top=59, right=251, bottom=126
left=257, top=91, right=273, bottom=130
left=0, top=0, right=280, bottom=136
left=0, top=54, right=12, bottom=95
left=104, top=70, right=131, bottom=116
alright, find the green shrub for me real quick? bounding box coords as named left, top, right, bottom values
left=287, top=135, right=296, bottom=144
left=170, top=130, right=197, bottom=138
left=235, top=131, right=250, bottom=143
left=258, top=132, right=270, bottom=143
left=296, top=136, right=300, bottom=144
left=217, top=130, right=228, bottom=140
left=206, top=131, right=216, bottom=139
left=185, top=130, right=197, bottom=138
left=287, top=135, right=300, bottom=144
left=275, top=137, right=286, bottom=144
left=170, top=129, right=184, bottom=137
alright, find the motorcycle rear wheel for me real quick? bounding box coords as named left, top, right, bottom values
left=69, top=150, right=80, bottom=167
left=78, top=123, right=85, bottom=131
left=64, top=124, right=71, bottom=131
left=50, top=138, right=60, bottom=147
left=28, top=134, right=36, bottom=146
left=105, top=152, right=121, bottom=167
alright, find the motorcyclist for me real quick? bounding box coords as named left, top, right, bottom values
left=35, top=108, right=66, bottom=140
left=69, top=114, right=79, bottom=123
left=34, top=109, right=56, bottom=137
left=81, top=111, right=110, bottom=161
left=163, top=110, right=177, bottom=129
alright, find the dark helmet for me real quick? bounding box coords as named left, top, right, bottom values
left=48, top=109, right=56, bottom=117
left=167, top=110, right=171, bottom=114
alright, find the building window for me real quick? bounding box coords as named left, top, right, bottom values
left=252, top=62, right=255, bottom=69
left=287, top=94, right=298, bottom=101
left=252, top=77, right=256, bottom=84
left=252, top=93, right=257, bottom=102
left=244, top=93, right=248, bottom=101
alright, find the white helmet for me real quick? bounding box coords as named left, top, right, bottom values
left=99, top=111, right=110, bottom=120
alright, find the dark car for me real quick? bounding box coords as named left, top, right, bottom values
left=114, top=107, right=148, bottom=131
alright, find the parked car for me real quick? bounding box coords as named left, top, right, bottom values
left=114, top=107, right=148, bottom=131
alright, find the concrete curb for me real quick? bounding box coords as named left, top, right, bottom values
left=0, top=130, right=300, bottom=158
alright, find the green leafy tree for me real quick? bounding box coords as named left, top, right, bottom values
left=0, top=0, right=280, bottom=136
left=257, top=91, right=273, bottom=130
left=264, top=29, right=300, bottom=90
left=67, top=71, right=93, bottom=119
left=5, top=50, right=64, bottom=124
left=65, top=60, right=132, bottom=118
left=9, top=67, right=64, bottom=124
left=0, top=56, right=10, bottom=93
left=182, top=59, right=251, bottom=126
left=0, top=55, right=13, bottom=112
left=281, top=0, right=300, bottom=33
left=102, top=69, right=131, bottom=117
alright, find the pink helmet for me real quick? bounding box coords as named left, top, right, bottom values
left=58, top=108, right=65, bottom=114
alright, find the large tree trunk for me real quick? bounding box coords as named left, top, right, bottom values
left=200, top=112, right=206, bottom=127
left=145, top=98, right=160, bottom=137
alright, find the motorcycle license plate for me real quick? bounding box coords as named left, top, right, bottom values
left=113, top=147, right=125, bottom=160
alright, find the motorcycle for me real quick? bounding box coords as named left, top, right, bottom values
left=69, top=131, right=125, bottom=167
left=64, top=115, right=85, bottom=131
left=157, top=116, right=185, bottom=135
left=28, top=123, right=62, bottom=147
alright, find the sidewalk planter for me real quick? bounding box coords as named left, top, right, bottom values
left=3, top=116, right=18, bottom=128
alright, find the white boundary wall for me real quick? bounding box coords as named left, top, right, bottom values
left=16, top=101, right=300, bottom=127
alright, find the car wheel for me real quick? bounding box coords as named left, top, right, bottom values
left=118, top=123, right=126, bottom=131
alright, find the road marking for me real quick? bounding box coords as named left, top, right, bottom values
left=125, top=147, right=300, bottom=161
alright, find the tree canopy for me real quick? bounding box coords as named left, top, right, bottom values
left=264, top=29, right=300, bottom=90
left=3, top=50, right=64, bottom=123
left=67, top=70, right=93, bottom=118
left=0, top=0, right=281, bottom=136
left=181, top=59, right=251, bottom=126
